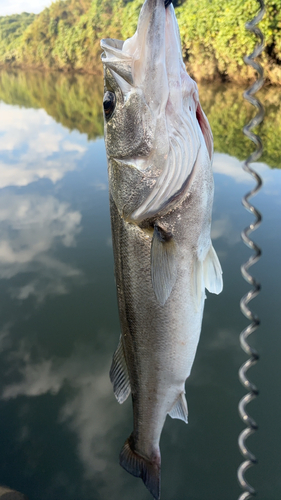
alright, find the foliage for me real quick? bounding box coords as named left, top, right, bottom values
left=0, top=0, right=124, bottom=72
left=0, top=0, right=280, bottom=83
left=177, top=0, right=281, bottom=84
left=0, top=69, right=279, bottom=168
left=198, top=82, right=281, bottom=168
left=0, top=13, right=36, bottom=61
left=0, top=69, right=104, bottom=138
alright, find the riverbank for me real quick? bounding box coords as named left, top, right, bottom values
left=0, top=0, right=280, bottom=85
left=0, top=58, right=278, bottom=86
left=0, top=62, right=103, bottom=76
left=0, top=68, right=280, bottom=168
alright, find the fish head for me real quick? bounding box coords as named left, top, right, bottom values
left=100, top=0, right=173, bottom=164
left=101, top=48, right=154, bottom=161
left=101, top=0, right=213, bottom=222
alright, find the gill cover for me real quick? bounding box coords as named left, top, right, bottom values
left=101, top=0, right=213, bottom=223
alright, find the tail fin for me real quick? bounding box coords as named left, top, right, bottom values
left=119, top=434, right=161, bottom=500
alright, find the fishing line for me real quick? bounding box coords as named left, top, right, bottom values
left=238, top=1, right=265, bottom=499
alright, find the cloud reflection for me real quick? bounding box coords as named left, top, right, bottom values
left=0, top=323, right=13, bottom=353
left=0, top=103, right=86, bottom=188
left=211, top=216, right=240, bottom=245
left=213, top=152, right=270, bottom=184
left=1, top=346, right=128, bottom=495
left=0, top=193, right=82, bottom=301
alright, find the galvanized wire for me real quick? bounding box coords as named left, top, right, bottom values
left=238, top=1, right=266, bottom=499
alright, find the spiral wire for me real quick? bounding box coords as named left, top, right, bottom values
left=237, top=1, right=266, bottom=499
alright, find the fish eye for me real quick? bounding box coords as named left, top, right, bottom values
left=103, top=91, right=116, bottom=120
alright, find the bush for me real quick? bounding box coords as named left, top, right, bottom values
left=177, top=0, right=281, bottom=84
left=0, top=0, right=280, bottom=84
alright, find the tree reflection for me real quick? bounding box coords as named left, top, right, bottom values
left=0, top=70, right=280, bottom=168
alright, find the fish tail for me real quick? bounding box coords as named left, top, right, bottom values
left=119, top=434, right=161, bottom=500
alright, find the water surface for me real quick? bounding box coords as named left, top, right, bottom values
left=0, top=70, right=280, bottom=500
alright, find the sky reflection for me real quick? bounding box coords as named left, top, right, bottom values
left=0, top=103, right=86, bottom=188
left=0, top=95, right=280, bottom=500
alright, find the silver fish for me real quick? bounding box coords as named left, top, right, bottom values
left=100, top=0, right=223, bottom=498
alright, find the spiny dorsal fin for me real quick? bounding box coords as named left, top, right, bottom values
left=109, top=336, right=131, bottom=404
left=119, top=434, right=161, bottom=500
left=168, top=392, right=188, bottom=424
left=151, top=225, right=177, bottom=306
left=203, top=244, right=223, bottom=295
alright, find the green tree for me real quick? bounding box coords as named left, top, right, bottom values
left=0, top=0, right=280, bottom=84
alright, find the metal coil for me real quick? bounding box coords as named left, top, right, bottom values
left=238, top=1, right=266, bottom=499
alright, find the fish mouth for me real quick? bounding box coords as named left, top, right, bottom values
left=101, top=0, right=171, bottom=90
left=100, top=38, right=134, bottom=88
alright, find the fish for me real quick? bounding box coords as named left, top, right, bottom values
left=100, top=0, right=223, bottom=498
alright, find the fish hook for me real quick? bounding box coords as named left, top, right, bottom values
left=238, top=1, right=265, bottom=499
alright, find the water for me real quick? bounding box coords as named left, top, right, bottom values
left=0, top=70, right=280, bottom=500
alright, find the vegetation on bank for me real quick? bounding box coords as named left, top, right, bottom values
left=0, top=0, right=280, bottom=83
left=0, top=12, right=35, bottom=54
left=0, top=69, right=104, bottom=138
left=0, top=69, right=280, bottom=168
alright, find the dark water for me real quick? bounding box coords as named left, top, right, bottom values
left=0, top=70, right=280, bottom=500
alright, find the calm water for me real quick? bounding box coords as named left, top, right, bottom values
left=0, top=70, right=280, bottom=500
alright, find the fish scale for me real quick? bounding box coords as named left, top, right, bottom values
left=101, top=1, right=223, bottom=498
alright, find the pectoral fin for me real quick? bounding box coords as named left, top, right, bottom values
left=110, top=336, right=131, bottom=404
left=151, top=225, right=177, bottom=306
left=203, top=244, right=223, bottom=295
left=168, top=392, right=188, bottom=423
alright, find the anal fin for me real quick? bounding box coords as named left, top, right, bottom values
left=120, top=434, right=161, bottom=500
left=203, top=244, right=223, bottom=295
left=168, top=392, right=188, bottom=424
left=151, top=225, right=177, bottom=306
left=110, top=336, right=131, bottom=404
